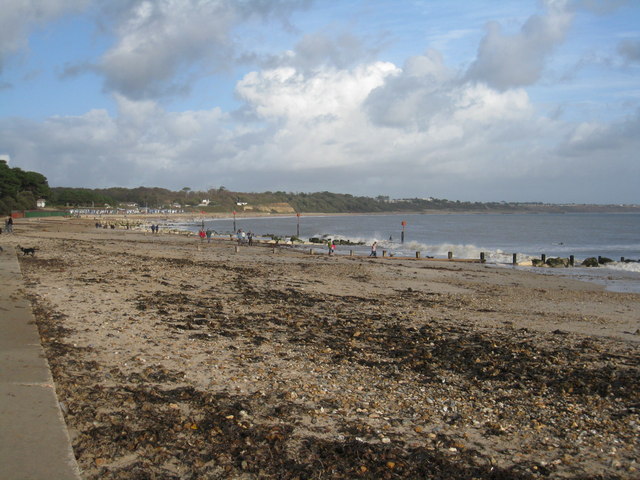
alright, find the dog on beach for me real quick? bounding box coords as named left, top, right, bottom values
left=17, top=245, right=37, bottom=256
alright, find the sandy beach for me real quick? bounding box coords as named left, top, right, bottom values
left=3, top=216, right=639, bottom=479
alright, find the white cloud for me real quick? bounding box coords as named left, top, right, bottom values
left=548, top=111, right=640, bottom=202
left=232, top=54, right=557, bottom=186
left=365, top=49, right=455, bottom=129
left=98, top=0, right=235, bottom=98
left=0, top=0, right=88, bottom=71
left=1, top=54, right=636, bottom=202
left=465, top=0, right=573, bottom=90
left=560, top=109, right=640, bottom=154
left=236, top=62, right=397, bottom=122
left=0, top=53, right=569, bottom=197
left=97, top=0, right=312, bottom=99
left=0, top=94, right=230, bottom=187
left=261, top=31, right=381, bottom=74
left=1, top=0, right=638, bottom=203
left=453, top=83, right=532, bottom=124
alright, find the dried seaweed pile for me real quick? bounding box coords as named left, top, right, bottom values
left=19, top=239, right=640, bottom=479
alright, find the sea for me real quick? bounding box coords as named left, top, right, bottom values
left=174, top=212, right=640, bottom=293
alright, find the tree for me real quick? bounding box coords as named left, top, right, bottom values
left=0, top=160, right=51, bottom=214
left=15, top=170, right=50, bottom=199
left=16, top=191, right=36, bottom=210
left=49, top=188, right=114, bottom=207
left=0, top=160, right=21, bottom=199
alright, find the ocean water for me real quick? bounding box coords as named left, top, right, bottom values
left=178, top=213, right=640, bottom=293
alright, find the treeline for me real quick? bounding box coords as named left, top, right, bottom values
left=49, top=186, right=249, bottom=210
left=46, top=184, right=535, bottom=213
left=51, top=185, right=639, bottom=213
left=0, top=160, right=50, bottom=215
left=4, top=166, right=637, bottom=215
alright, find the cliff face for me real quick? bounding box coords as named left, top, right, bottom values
left=249, top=202, right=296, bottom=214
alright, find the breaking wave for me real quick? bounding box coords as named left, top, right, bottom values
left=603, top=261, right=640, bottom=273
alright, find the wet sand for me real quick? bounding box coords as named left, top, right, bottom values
left=5, top=217, right=640, bottom=479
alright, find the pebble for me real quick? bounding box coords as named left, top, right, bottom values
left=19, top=232, right=639, bottom=480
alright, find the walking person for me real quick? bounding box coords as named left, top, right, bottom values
left=237, top=229, right=247, bottom=245
left=206, top=229, right=212, bottom=243
left=369, top=241, right=377, bottom=257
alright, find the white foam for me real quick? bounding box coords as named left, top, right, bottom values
left=603, top=261, right=640, bottom=273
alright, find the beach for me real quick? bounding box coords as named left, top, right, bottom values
left=4, top=217, right=639, bottom=479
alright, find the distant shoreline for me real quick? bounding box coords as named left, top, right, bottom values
left=65, top=205, right=640, bottom=222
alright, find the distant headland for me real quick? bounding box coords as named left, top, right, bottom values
left=28, top=186, right=640, bottom=216
left=1, top=161, right=638, bottom=216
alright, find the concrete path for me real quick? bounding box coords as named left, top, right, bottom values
left=0, top=245, right=81, bottom=479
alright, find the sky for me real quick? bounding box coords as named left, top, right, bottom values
left=1, top=0, right=639, bottom=204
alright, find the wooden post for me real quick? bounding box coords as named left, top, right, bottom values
left=350, top=250, right=354, bottom=256
left=309, top=248, right=314, bottom=255
left=272, top=248, right=276, bottom=254
left=234, top=246, right=239, bottom=253
left=448, top=251, right=453, bottom=260
left=480, top=252, right=485, bottom=262
left=416, top=251, right=421, bottom=259
left=382, top=250, right=387, bottom=257
left=513, top=253, right=517, bottom=265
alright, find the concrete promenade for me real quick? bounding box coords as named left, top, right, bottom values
left=0, top=244, right=81, bottom=479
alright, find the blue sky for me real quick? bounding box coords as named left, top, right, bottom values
left=1, top=0, right=639, bottom=203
